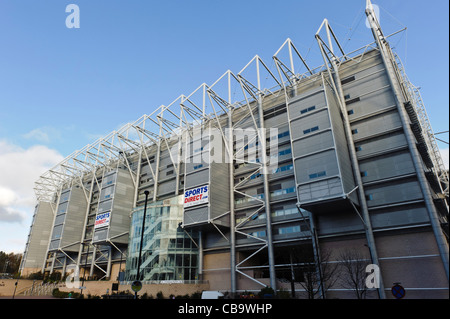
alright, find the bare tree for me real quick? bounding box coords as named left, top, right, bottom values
left=295, top=247, right=339, bottom=299
left=338, top=248, right=370, bottom=299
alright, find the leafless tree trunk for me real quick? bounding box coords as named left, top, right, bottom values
left=296, top=247, right=339, bottom=299
left=338, top=248, right=369, bottom=299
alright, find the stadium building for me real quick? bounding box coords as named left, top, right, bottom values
left=19, top=1, right=449, bottom=298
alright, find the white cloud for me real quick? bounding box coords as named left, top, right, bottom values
left=0, top=140, right=63, bottom=253
left=0, top=186, right=17, bottom=206
left=22, top=126, right=61, bottom=144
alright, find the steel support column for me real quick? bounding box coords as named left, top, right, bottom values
left=256, top=62, right=277, bottom=292
left=229, top=106, right=237, bottom=295
left=366, top=0, right=449, bottom=279
left=316, top=18, right=386, bottom=298
left=331, top=66, right=386, bottom=299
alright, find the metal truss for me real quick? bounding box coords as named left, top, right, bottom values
left=33, top=0, right=448, bottom=291
left=393, top=53, right=449, bottom=206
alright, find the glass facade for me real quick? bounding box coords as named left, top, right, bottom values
left=125, top=195, right=199, bottom=282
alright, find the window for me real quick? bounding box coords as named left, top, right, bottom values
left=344, top=94, right=351, bottom=100
left=300, top=105, right=316, bottom=114
left=250, top=172, right=262, bottom=180
left=278, top=225, right=301, bottom=235
left=341, top=75, right=356, bottom=85
left=249, top=230, right=266, bottom=238
left=309, top=171, right=327, bottom=179
left=278, top=148, right=292, bottom=156
left=57, top=202, right=68, bottom=214
left=272, top=207, right=299, bottom=217
left=60, top=191, right=71, bottom=202
left=166, top=170, right=174, bottom=176
left=355, top=146, right=362, bottom=152
left=248, top=158, right=261, bottom=164
left=270, top=187, right=295, bottom=198
left=347, top=110, right=354, bottom=115
left=51, top=225, right=63, bottom=240
left=361, top=171, right=368, bottom=177
left=264, top=104, right=287, bottom=120
left=244, top=141, right=258, bottom=150
left=346, top=97, right=361, bottom=105
left=352, top=129, right=359, bottom=135
left=235, top=193, right=264, bottom=205
left=276, top=130, right=290, bottom=139
left=366, top=194, right=374, bottom=201
left=303, top=126, right=319, bottom=135
left=54, top=214, right=65, bottom=226
left=272, top=164, right=293, bottom=174
left=193, top=164, right=203, bottom=170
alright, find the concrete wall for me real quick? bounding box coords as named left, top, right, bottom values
left=0, top=279, right=39, bottom=297
left=58, top=280, right=209, bottom=298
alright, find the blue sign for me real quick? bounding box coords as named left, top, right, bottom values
left=391, top=284, right=406, bottom=299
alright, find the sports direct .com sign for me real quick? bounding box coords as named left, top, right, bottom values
left=184, top=185, right=209, bottom=208
left=94, top=211, right=111, bottom=229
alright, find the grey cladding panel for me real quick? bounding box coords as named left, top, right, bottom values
left=347, top=88, right=396, bottom=118
left=184, top=206, right=209, bottom=226
left=288, top=90, right=326, bottom=120
left=292, top=130, right=334, bottom=158
left=355, top=132, right=407, bottom=158
left=338, top=49, right=382, bottom=79
left=157, top=180, right=177, bottom=196
left=290, top=110, right=330, bottom=138
left=298, top=177, right=343, bottom=203
left=59, top=186, right=87, bottom=251
left=186, top=161, right=210, bottom=174
left=106, top=170, right=134, bottom=244
left=371, top=205, right=429, bottom=229
left=343, top=64, right=390, bottom=100
left=93, top=227, right=108, bottom=242
left=294, top=149, right=339, bottom=184
left=317, top=210, right=365, bottom=235
left=98, top=199, right=112, bottom=212
left=185, top=168, right=209, bottom=188
left=360, top=151, right=415, bottom=182
left=325, top=84, right=357, bottom=197
left=352, top=111, right=402, bottom=141
left=365, top=179, right=423, bottom=207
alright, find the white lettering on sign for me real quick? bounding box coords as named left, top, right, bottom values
left=184, top=185, right=209, bottom=208
left=94, top=211, right=111, bottom=229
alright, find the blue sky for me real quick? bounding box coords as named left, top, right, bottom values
left=0, top=0, right=448, bottom=253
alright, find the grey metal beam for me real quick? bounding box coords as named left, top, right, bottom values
left=316, top=17, right=386, bottom=298
left=365, top=0, right=449, bottom=279
left=255, top=62, right=277, bottom=292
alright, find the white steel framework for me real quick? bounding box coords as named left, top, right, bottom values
left=27, top=0, right=448, bottom=296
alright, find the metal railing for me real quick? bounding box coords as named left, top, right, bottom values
left=393, top=52, right=449, bottom=206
